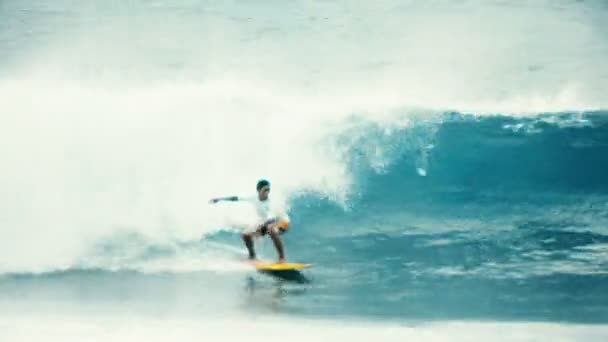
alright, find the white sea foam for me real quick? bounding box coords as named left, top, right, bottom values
left=0, top=313, right=606, bottom=342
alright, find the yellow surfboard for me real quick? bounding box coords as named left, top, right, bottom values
left=250, top=261, right=312, bottom=271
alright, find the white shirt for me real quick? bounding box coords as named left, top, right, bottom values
left=239, top=194, right=290, bottom=224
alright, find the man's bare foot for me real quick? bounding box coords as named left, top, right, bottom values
left=277, top=257, right=286, bottom=264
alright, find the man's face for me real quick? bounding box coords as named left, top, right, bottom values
left=258, top=186, right=270, bottom=200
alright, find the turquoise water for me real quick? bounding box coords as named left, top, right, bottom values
left=1, top=1, right=608, bottom=340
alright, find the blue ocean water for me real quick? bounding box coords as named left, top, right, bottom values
left=1, top=0, right=608, bottom=340
left=285, top=111, right=608, bottom=322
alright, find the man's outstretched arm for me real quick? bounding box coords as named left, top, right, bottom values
left=209, top=196, right=239, bottom=204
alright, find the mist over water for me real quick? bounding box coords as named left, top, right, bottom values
left=1, top=0, right=608, bottom=340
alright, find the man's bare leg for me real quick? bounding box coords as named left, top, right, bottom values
left=241, top=232, right=260, bottom=260
left=268, top=228, right=286, bottom=263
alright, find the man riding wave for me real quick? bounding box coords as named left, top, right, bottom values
left=209, top=179, right=290, bottom=263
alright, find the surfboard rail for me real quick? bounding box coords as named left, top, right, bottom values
left=250, top=261, right=312, bottom=271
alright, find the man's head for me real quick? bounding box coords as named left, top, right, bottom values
left=256, top=179, right=270, bottom=200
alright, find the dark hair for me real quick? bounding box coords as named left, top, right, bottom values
left=256, top=179, right=270, bottom=191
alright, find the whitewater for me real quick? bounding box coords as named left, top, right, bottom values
left=1, top=0, right=608, bottom=341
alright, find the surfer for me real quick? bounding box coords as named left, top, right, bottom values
left=209, top=179, right=290, bottom=263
